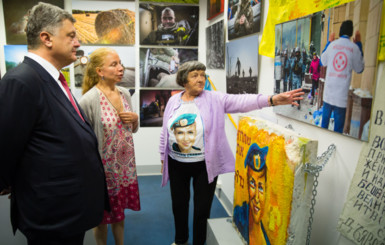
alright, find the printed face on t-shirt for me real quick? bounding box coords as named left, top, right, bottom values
left=173, top=123, right=197, bottom=153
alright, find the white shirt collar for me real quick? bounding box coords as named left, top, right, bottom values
left=27, top=52, right=60, bottom=80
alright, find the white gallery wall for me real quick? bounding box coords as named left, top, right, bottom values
left=0, top=0, right=382, bottom=245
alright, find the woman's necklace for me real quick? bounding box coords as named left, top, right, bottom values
left=96, top=85, right=123, bottom=113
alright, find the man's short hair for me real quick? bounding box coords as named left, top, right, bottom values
left=161, top=7, right=175, bottom=17
left=26, top=2, right=76, bottom=49
left=339, top=20, right=353, bottom=37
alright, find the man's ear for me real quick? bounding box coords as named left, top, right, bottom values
left=40, top=31, right=53, bottom=48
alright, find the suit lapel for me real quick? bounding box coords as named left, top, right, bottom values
left=23, top=57, right=95, bottom=135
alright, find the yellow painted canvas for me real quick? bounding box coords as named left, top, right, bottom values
left=233, top=116, right=318, bottom=244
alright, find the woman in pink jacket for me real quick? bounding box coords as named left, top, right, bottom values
left=309, top=52, right=320, bottom=105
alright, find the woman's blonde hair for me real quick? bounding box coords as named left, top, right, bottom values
left=82, top=47, right=116, bottom=94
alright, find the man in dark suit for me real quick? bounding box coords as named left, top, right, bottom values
left=0, top=2, right=109, bottom=244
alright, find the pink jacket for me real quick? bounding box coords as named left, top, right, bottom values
left=309, top=57, right=320, bottom=81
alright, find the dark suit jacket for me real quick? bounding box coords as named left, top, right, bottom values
left=0, top=57, right=109, bottom=239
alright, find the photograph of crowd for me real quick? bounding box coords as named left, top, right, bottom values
left=273, top=3, right=381, bottom=141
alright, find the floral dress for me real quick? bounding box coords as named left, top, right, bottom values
left=98, top=90, right=140, bottom=224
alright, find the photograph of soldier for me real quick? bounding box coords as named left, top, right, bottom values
left=207, top=0, right=224, bottom=20
left=140, top=47, right=198, bottom=88
left=273, top=2, right=381, bottom=140
left=206, top=20, right=225, bottom=69
left=226, top=35, right=259, bottom=94
left=2, top=0, right=64, bottom=44
left=73, top=46, right=135, bottom=99
left=227, top=0, right=261, bottom=40
left=140, top=89, right=182, bottom=127
left=72, top=1, right=135, bottom=45
left=140, top=4, right=199, bottom=46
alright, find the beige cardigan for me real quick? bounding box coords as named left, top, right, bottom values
left=79, top=86, right=138, bottom=155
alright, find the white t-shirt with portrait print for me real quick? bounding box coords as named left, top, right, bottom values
left=167, top=100, right=205, bottom=162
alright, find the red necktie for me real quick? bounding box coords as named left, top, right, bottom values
left=59, top=73, right=84, bottom=121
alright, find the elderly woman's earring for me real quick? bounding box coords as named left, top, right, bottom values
left=101, top=76, right=104, bottom=80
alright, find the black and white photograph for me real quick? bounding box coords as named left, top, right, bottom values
left=206, top=20, right=225, bottom=69
left=139, top=4, right=199, bottom=46
left=140, top=47, right=198, bottom=88
left=226, top=34, right=259, bottom=94
left=227, top=0, right=261, bottom=41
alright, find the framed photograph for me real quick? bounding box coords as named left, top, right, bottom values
left=4, top=45, right=28, bottom=72
left=139, top=4, right=199, bottom=46
left=226, top=34, right=259, bottom=94
left=207, top=0, right=224, bottom=20
left=72, top=1, right=135, bottom=45
left=206, top=20, right=225, bottom=69
left=140, top=89, right=182, bottom=127
left=273, top=4, right=381, bottom=141
left=140, top=47, right=198, bottom=88
left=3, top=0, right=64, bottom=44
left=227, top=0, right=261, bottom=41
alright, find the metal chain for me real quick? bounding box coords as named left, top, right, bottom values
left=304, top=144, right=336, bottom=245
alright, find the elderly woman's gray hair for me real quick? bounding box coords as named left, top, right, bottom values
left=26, top=2, right=76, bottom=49
left=176, top=61, right=206, bottom=87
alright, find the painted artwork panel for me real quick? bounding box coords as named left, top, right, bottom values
left=73, top=46, right=135, bottom=100
left=3, top=0, right=64, bottom=44
left=72, top=1, right=135, bottom=45
left=233, top=116, right=317, bottom=244
left=140, top=89, right=182, bottom=127
left=206, top=20, right=225, bottom=69
left=227, top=0, right=261, bottom=40
left=140, top=48, right=198, bottom=88
left=139, top=4, right=199, bottom=46
left=273, top=2, right=382, bottom=141
left=207, top=0, right=224, bottom=20
left=226, top=35, right=259, bottom=94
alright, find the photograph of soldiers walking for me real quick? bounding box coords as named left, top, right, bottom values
left=273, top=2, right=382, bottom=141
left=139, top=4, right=199, bottom=46
left=206, top=20, right=225, bottom=69
left=226, top=35, right=259, bottom=94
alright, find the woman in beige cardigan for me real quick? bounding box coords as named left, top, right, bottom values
left=79, top=47, right=140, bottom=245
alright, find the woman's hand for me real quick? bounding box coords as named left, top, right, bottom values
left=119, top=111, right=138, bottom=124
left=271, top=88, right=304, bottom=106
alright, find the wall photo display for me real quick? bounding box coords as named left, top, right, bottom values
left=140, top=47, right=198, bottom=88
left=72, top=1, right=135, bottom=45
left=139, top=4, right=199, bottom=46
left=206, top=20, right=225, bottom=69
left=227, top=0, right=261, bottom=41
left=140, top=89, right=182, bottom=127
left=226, top=34, right=259, bottom=94
left=207, top=0, right=224, bottom=20
left=3, top=0, right=64, bottom=44
left=273, top=2, right=382, bottom=141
